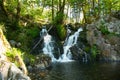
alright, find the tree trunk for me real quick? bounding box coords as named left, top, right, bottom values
left=14, top=0, right=21, bottom=27
left=52, top=0, right=54, bottom=22
left=82, top=6, right=87, bottom=23
left=56, top=0, right=66, bottom=24
left=98, top=0, right=100, bottom=17
left=41, top=0, right=45, bottom=16
left=0, top=0, right=8, bottom=16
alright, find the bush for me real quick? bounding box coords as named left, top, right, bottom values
left=6, top=48, right=36, bottom=66
left=6, top=48, right=23, bottom=66
left=100, top=25, right=110, bottom=35
left=91, top=45, right=100, bottom=59
left=26, top=27, right=40, bottom=38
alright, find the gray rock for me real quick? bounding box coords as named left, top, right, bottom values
left=9, top=40, right=17, bottom=47
left=86, top=17, right=120, bottom=61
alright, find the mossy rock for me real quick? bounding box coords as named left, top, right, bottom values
left=56, top=24, right=66, bottom=40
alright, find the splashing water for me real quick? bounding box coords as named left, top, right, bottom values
left=58, top=28, right=83, bottom=62
left=41, top=27, right=57, bottom=62
left=41, top=26, right=83, bottom=62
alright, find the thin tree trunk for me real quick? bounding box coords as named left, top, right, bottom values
left=15, top=0, right=21, bottom=27
left=92, top=0, right=95, bottom=10
left=0, top=0, right=8, bottom=16
left=41, top=0, right=45, bottom=16
left=52, top=0, right=54, bottom=22
left=82, top=7, right=87, bottom=23
left=55, top=0, right=66, bottom=24
left=98, top=0, right=100, bottom=17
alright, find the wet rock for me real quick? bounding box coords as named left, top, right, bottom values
left=70, top=45, right=90, bottom=62
left=28, top=54, right=52, bottom=79
left=9, top=40, right=21, bottom=47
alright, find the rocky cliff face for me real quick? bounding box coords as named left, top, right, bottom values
left=0, top=29, right=10, bottom=55
left=86, top=16, right=120, bottom=61
left=0, top=29, right=31, bottom=80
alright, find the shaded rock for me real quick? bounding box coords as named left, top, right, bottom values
left=70, top=45, right=89, bottom=62
left=0, top=28, right=31, bottom=80
left=8, top=63, right=30, bottom=80
left=86, top=17, right=120, bottom=61
left=0, top=60, right=31, bottom=80
left=9, top=40, right=21, bottom=47
left=28, top=54, right=52, bottom=79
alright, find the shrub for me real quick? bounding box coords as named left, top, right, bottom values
left=6, top=48, right=23, bottom=66
left=6, top=48, right=35, bottom=66
left=91, top=45, right=100, bottom=59
left=100, top=25, right=110, bottom=35
left=26, top=27, right=40, bottom=38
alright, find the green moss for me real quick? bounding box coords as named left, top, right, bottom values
left=6, top=48, right=23, bottom=66
left=91, top=45, right=100, bottom=59
left=6, top=48, right=36, bottom=66
left=0, top=23, right=6, bottom=32
left=100, top=25, right=110, bottom=35
left=84, top=46, right=91, bottom=53
left=23, top=53, right=36, bottom=65
left=56, top=24, right=66, bottom=40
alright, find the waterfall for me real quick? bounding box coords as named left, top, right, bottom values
left=41, top=27, right=57, bottom=62
left=40, top=26, right=83, bottom=62
left=58, top=28, right=83, bottom=62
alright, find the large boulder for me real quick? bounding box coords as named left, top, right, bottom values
left=86, top=16, right=120, bottom=61
left=0, top=29, right=31, bottom=80
left=28, top=54, right=52, bottom=79
left=0, top=60, right=31, bottom=80
left=0, top=29, right=11, bottom=54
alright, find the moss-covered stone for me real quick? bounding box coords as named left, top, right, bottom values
left=56, top=24, right=66, bottom=40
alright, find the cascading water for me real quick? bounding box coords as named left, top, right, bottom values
left=58, top=27, right=83, bottom=62
left=40, top=26, right=83, bottom=62
left=41, top=27, right=56, bottom=62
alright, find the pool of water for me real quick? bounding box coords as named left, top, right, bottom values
left=45, top=61, right=120, bottom=80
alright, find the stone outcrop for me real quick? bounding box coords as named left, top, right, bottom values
left=0, top=29, right=31, bottom=80
left=86, top=16, right=120, bottom=61
left=28, top=54, right=52, bottom=79
left=0, top=60, right=30, bottom=80
left=0, top=29, right=10, bottom=55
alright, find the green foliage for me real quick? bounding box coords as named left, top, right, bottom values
left=99, top=21, right=110, bottom=35
left=5, top=0, right=18, bottom=13
left=0, top=23, right=6, bottom=32
left=56, top=24, right=66, bottom=40
left=91, top=45, right=100, bottom=59
left=23, top=53, right=36, bottom=65
left=6, top=48, right=35, bottom=66
left=6, top=48, right=23, bottom=66
left=54, top=12, right=64, bottom=24
left=6, top=26, right=40, bottom=52
left=26, top=27, right=40, bottom=38
left=84, top=46, right=91, bottom=53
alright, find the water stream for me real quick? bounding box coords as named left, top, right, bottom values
left=45, top=62, right=120, bottom=80
left=41, top=27, right=56, bottom=62
left=40, top=26, right=120, bottom=80
left=41, top=26, right=83, bottom=62
left=58, top=28, right=83, bottom=62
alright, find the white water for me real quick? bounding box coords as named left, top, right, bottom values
left=58, top=28, right=83, bottom=62
left=41, top=28, right=56, bottom=62
left=41, top=27, right=83, bottom=62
